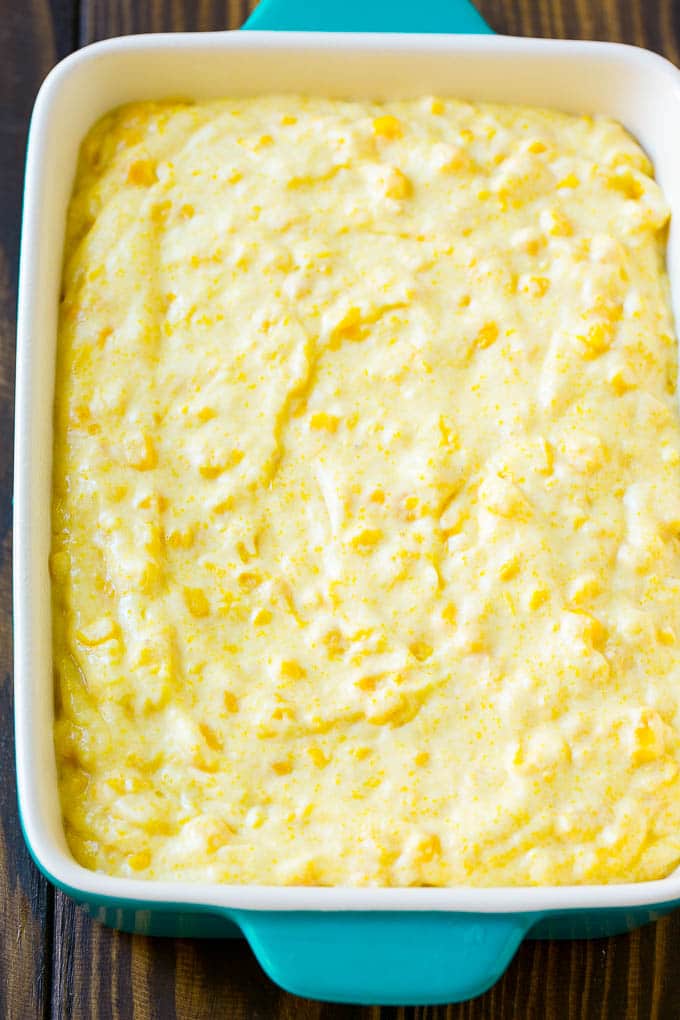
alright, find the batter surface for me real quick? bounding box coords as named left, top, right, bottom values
left=52, top=96, right=680, bottom=885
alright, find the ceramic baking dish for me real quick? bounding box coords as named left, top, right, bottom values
left=14, top=0, right=680, bottom=1005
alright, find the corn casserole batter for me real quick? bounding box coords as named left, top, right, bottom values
left=52, top=96, right=680, bottom=885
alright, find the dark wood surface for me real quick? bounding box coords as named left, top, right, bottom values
left=3, top=1, right=680, bottom=1017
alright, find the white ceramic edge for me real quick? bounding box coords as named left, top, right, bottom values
left=15, top=29, right=680, bottom=915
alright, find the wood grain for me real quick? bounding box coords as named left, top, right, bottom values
left=3, top=0, right=680, bottom=1017
left=0, top=4, right=77, bottom=1017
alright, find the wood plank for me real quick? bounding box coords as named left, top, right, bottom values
left=37, top=1, right=680, bottom=1018
left=0, top=2, right=78, bottom=1018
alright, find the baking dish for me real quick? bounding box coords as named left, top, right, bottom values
left=14, top=0, right=680, bottom=1005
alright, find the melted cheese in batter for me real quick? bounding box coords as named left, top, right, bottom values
left=52, top=96, right=680, bottom=886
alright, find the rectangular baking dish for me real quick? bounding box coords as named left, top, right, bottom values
left=14, top=0, right=680, bottom=1005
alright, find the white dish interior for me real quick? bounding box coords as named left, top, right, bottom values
left=15, top=30, right=680, bottom=913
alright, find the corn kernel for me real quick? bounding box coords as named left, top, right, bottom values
left=123, top=431, right=157, bottom=471
left=577, top=322, right=614, bottom=359
left=183, top=586, right=210, bottom=618
left=310, top=412, right=340, bottom=432
left=441, top=602, right=457, bottom=624
left=280, top=659, right=306, bottom=680
left=499, top=556, right=520, bottom=581
left=350, top=528, right=383, bottom=553
left=127, top=851, right=151, bottom=870
left=127, top=159, right=156, bottom=186
left=76, top=617, right=119, bottom=647
left=384, top=168, right=412, bottom=200
left=475, top=321, right=499, bottom=348
left=373, top=115, right=403, bottom=139
left=307, top=746, right=329, bottom=768
left=409, top=640, right=433, bottom=661
left=199, top=448, right=244, bottom=479
left=529, top=587, right=549, bottom=610
left=223, top=691, right=239, bottom=713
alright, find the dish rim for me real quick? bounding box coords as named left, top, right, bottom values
left=15, top=27, right=680, bottom=915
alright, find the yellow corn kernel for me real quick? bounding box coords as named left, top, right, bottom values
left=498, top=556, right=520, bottom=581
left=608, top=367, right=635, bottom=394
left=529, top=587, right=549, bottom=610
left=281, top=114, right=297, bottom=125
left=605, top=169, right=644, bottom=200
left=196, top=406, right=217, bottom=422
left=223, top=691, right=239, bottom=713
left=544, top=209, right=573, bottom=237
left=384, top=168, right=412, bottom=200
left=569, top=575, right=602, bottom=607
left=127, top=851, right=151, bottom=871
left=199, top=448, right=244, bottom=479
left=369, top=487, right=385, bottom=504
left=183, top=586, right=210, bottom=618
left=272, top=759, right=293, bottom=776
left=537, top=437, right=554, bottom=475
left=430, top=98, right=445, bottom=115
left=310, top=412, right=340, bottom=432
left=280, top=659, right=306, bottom=680
left=409, top=640, right=433, bottom=662
left=439, top=146, right=477, bottom=175
left=414, top=833, right=442, bottom=862
left=579, top=613, right=608, bottom=650
left=166, top=525, right=195, bottom=549
left=123, top=431, right=157, bottom=471
left=252, top=607, right=272, bottom=626
left=475, top=321, right=499, bottom=349
left=351, top=746, right=372, bottom=761
left=577, top=322, right=614, bottom=359
left=238, top=571, right=261, bottom=591
left=350, top=528, right=383, bottom=553
left=356, top=673, right=382, bottom=692
left=658, top=626, right=676, bottom=646
left=520, top=276, right=550, bottom=298
left=438, top=415, right=459, bottom=449
left=527, top=139, right=547, bottom=154
left=414, top=751, right=430, bottom=767
left=557, top=172, right=579, bottom=189
left=199, top=722, right=222, bottom=751
left=441, top=602, right=457, bottom=625
left=257, top=134, right=274, bottom=147
left=76, top=617, right=119, bottom=647
left=330, top=306, right=365, bottom=346
left=373, top=115, right=403, bottom=139
left=127, top=158, right=156, bottom=186
left=307, top=746, right=329, bottom=768
left=323, top=629, right=347, bottom=660
left=631, top=710, right=666, bottom=765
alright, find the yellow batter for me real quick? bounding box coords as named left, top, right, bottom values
left=52, top=96, right=680, bottom=886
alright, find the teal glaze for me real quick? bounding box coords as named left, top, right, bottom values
left=243, top=0, right=492, bottom=34
left=16, top=798, right=680, bottom=1002
left=17, top=0, right=680, bottom=1006
left=236, top=910, right=535, bottom=1005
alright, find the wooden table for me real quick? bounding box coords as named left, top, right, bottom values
left=2, top=1, right=680, bottom=1016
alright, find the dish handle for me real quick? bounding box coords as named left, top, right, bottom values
left=232, top=909, right=538, bottom=1005
left=242, top=0, right=493, bottom=34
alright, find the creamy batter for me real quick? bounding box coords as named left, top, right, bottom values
left=52, top=96, right=680, bottom=885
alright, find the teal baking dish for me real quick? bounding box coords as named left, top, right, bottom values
left=14, top=0, right=680, bottom=1005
